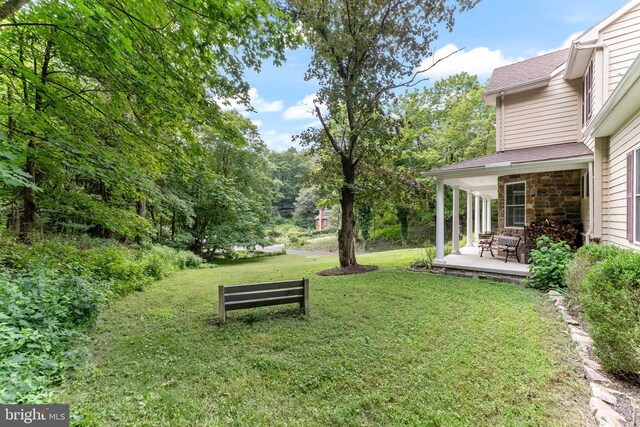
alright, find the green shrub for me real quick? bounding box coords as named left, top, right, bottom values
left=578, top=250, right=640, bottom=374
left=0, top=271, right=109, bottom=402
left=0, top=237, right=206, bottom=402
left=525, top=236, right=573, bottom=290
left=566, top=244, right=625, bottom=298
left=376, top=225, right=402, bottom=243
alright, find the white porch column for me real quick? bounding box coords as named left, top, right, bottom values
left=474, top=194, right=481, bottom=243
left=451, top=186, right=461, bottom=255
left=435, top=180, right=446, bottom=264
left=481, top=198, right=487, bottom=233
left=466, top=191, right=473, bottom=247
left=487, top=198, right=493, bottom=232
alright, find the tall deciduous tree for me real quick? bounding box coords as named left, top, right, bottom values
left=287, top=0, right=479, bottom=267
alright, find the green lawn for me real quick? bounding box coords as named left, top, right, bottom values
left=58, top=250, right=591, bottom=426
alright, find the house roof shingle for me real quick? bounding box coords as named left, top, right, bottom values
left=428, top=142, right=593, bottom=175
left=485, top=49, right=570, bottom=95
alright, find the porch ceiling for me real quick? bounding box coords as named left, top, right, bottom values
left=443, top=175, right=498, bottom=198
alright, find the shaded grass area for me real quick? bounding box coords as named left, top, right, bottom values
left=58, top=250, right=591, bottom=426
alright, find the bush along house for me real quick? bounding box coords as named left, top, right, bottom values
left=425, top=0, right=640, bottom=267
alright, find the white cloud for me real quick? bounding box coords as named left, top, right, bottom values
left=537, top=31, right=584, bottom=56
left=260, top=129, right=296, bottom=152
left=218, top=88, right=283, bottom=115
left=251, top=119, right=263, bottom=128
left=419, top=44, right=522, bottom=81
left=284, top=94, right=326, bottom=121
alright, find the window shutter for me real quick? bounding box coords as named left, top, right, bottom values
left=627, top=151, right=634, bottom=242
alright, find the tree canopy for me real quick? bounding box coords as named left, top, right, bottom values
left=1, top=0, right=298, bottom=247
left=286, top=0, right=480, bottom=267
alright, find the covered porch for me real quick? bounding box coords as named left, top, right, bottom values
left=426, top=142, right=594, bottom=277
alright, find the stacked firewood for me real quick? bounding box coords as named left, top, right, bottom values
left=524, top=219, right=583, bottom=254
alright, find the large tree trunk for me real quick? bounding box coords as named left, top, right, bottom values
left=0, top=0, right=30, bottom=21
left=338, top=158, right=357, bottom=267
left=20, top=37, right=53, bottom=243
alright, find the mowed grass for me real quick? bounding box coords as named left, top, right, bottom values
left=58, top=250, right=592, bottom=426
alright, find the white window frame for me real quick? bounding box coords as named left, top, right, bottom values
left=505, top=181, right=526, bottom=229
left=635, top=148, right=640, bottom=244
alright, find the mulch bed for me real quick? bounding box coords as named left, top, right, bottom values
left=316, top=264, right=379, bottom=276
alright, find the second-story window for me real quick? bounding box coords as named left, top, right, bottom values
left=583, top=60, right=594, bottom=126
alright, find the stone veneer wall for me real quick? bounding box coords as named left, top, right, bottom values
left=497, top=170, right=582, bottom=238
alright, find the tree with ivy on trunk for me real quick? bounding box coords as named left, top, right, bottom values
left=287, top=0, right=479, bottom=269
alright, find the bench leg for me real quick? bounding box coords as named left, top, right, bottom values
left=504, top=251, right=509, bottom=263
left=218, top=285, right=226, bottom=324
left=301, top=278, right=309, bottom=316
left=489, top=248, right=495, bottom=258
left=515, top=250, right=520, bottom=263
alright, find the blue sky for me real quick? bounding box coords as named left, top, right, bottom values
left=226, top=0, right=630, bottom=152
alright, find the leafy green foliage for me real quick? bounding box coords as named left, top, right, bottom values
left=270, top=149, right=312, bottom=218
left=525, top=236, right=573, bottom=290
left=0, top=0, right=297, bottom=246
left=0, top=237, right=205, bottom=403
left=293, top=187, right=321, bottom=229
left=565, top=244, right=626, bottom=298
left=568, top=246, right=640, bottom=375
left=356, top=203, right=372, bottom=241
left=0, top=270, right=109, bottom=403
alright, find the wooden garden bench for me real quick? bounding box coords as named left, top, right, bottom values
left=218, top=278, right=309, bottom=324
left=483, top=235, right=521, bottom=263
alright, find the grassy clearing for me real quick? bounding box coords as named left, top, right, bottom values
left=58, top=250, right=591, bottom=426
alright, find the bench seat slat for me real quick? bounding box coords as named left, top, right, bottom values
left=224, top=287, right=304, bottom=303
left=225, top=295, right=304, bottom=311
left=223, top=280, right=304, bottom=294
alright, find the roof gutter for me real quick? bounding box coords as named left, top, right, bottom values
left=483, top=77, right=551, bottom=103
left=424, top=155, right=594, bottom=180
left=565, top=41, right=609, bottom=81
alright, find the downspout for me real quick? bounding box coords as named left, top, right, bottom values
left=586, top=160, right=595, bottom=244
left=500, top=92, right=505, bottom=152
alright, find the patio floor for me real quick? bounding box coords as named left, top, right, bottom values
left=436, top=244, right=529, bottom=277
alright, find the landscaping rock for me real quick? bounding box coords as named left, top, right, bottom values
left=584, top=358, right=603, bottom=371
left=570, top=326, right=590, bottom=337
left=554, top=297, right=565, bottom=307
left=561, top=310, right=580, bottom=325
left=572, top=332, right=593, bottom=346
left=585, top=366, right=611, bottom=383
left=590, top=397, right=625, bottom=427
left=548, top=290, right=562, bottom=297
left=591, top=383, right=617, bottom=405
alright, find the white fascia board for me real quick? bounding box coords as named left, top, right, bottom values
left=483, top=78, right=551, bottom=105
left=425, top=156, right=594, bottom=180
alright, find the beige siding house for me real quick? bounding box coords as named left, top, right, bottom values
left=426, top=0, right=640, bottom=265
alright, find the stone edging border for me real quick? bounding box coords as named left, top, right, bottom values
left=547, top=290, right=635, bottom=427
